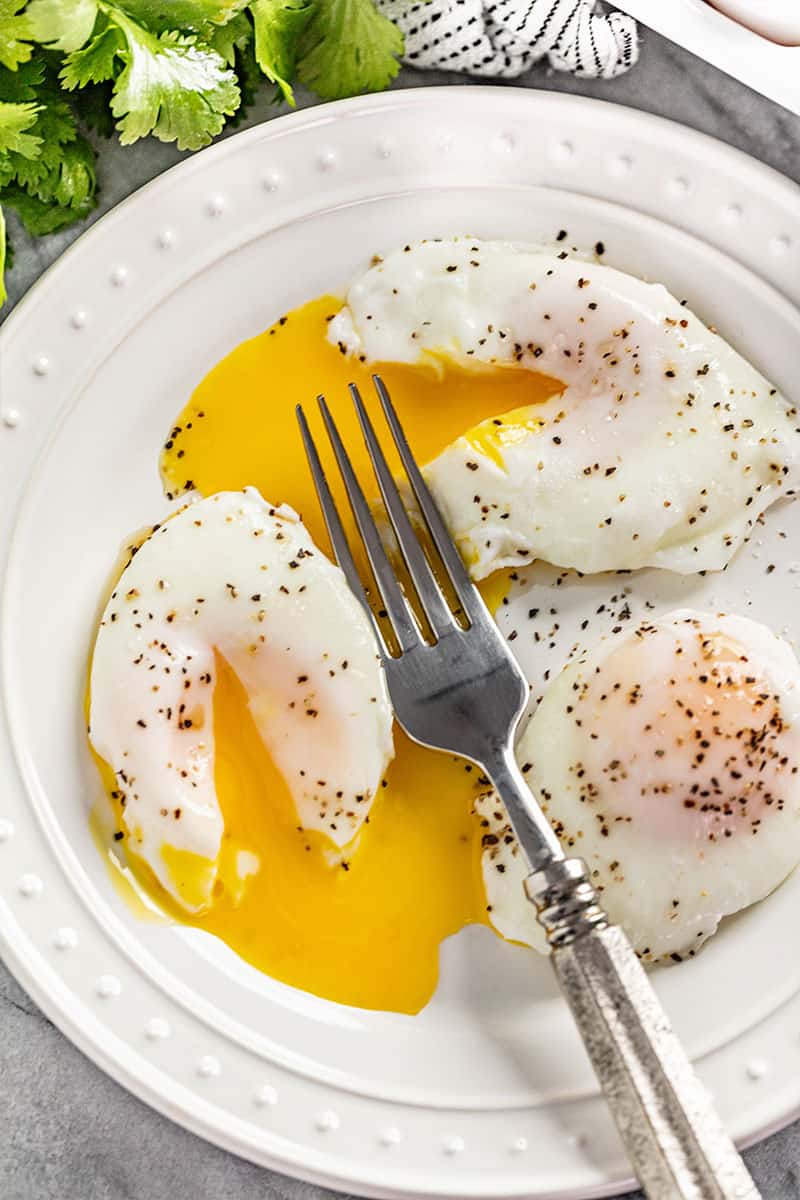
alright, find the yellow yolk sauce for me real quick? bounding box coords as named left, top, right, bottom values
left=94, top=297, right=561, bottom=1014
left=200, top=655, right=487, bottom=1010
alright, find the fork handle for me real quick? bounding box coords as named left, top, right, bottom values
left=526, top=859, right=760, bottom=1200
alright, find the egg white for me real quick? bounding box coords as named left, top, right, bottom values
left=89, top=489, right=394, bottom=911
left=331, top=238, right=800, bottom=577
left=478, top=609, right=800, bottom=960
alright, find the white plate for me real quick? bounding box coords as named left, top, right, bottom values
left=2, top=87, right=800, bottom=1200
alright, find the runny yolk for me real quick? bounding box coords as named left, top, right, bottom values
left=95, top=296, right=561, bottom=1014
left=200, top=654, right=487, bottom=1011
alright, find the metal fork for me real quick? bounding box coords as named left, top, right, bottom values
left=297, top=375, right=760, bottom=1200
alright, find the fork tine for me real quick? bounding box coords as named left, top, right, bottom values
left=372, top=375, right=488, bottom=623
left=315, top=396, right=421, bottom=653
left=350, top=383, right=456, bottom=637
left=296, top=403, right=386, bottom=650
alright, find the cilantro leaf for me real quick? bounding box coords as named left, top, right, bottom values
left=33, top=3, right=243, bottom=150
left=26, top=0, right=99, bottom=53
left=0, top=0, right=32, bottom=71
left=119, top=1, right=249, bottom=33
left=0, top=62, right=97, bottom=233
left=0, top=99, right=41, bottom=157
left=228, top=36, right=261, bottom=125
left=0, top=57, right=44, bottom=102
left=9, top=76, right=78, bottom=197
left=297, top=0, right=402, bottom=100
left=1, top=179, right=93, bottom=233
left=60, top=21, right=124, bottom=88
left=210, top=9, right=251, bottom=65
left=45, top=133, right=95, bottom=208
left=109, top=12, right=240, bottom=149
left=250, top=0, right=310, bottom=105
left=0, top=203, right=6, bottom=304
left=10, top=119, right=95, bottom=210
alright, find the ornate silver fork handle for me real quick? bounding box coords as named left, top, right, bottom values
left=298, top=375, right=761, bottom=1200
left=481, top=754, right=759, bottom=1199
left=531, top=859, right=758, bottom=1200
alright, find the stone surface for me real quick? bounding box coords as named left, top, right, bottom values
left=2, top=25, right=800, bottom=1200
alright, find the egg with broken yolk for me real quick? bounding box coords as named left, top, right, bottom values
left=91, top=295, right=561, bottom=1014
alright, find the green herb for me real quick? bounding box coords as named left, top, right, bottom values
left=297, top=0, right=403, bottom=101
left=209, top=9, right=250, bottom=64
left=251, top=0, right=311, bottom=105
left=227, top=34, right=261, bottom=125
left=0, top=59, right=96, bottom=238
left=0, top=0, right=33, bottom=70
left=0, top=96, right=41, bottom=159
left=0, top=199, right=6, bottom=302
left=0, top=0, right=405, bottom=305
left=36, top=3, right=242, bottom=148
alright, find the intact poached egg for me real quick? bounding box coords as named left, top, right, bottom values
left=479, top=609, right=800, bottom=960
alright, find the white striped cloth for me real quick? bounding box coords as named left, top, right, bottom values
left=377, top=0, right=639, bottom=80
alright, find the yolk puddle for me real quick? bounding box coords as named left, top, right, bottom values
left=159, top=296, right=561, bottom=551
left=92, top=296, right=560, bottom=1014
left=204, top=654, right=487, bottom=1011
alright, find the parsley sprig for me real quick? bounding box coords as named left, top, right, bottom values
left=0, top=0, right=404, bottom=304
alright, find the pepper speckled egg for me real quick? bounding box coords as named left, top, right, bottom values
left=479, top=609, right=800, bottom=962
left=331, top=238, right=800, bottom=578
left=89, top=489, right=393, bottom=911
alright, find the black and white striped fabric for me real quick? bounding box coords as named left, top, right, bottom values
left=377, top=0, right=639, bottom=80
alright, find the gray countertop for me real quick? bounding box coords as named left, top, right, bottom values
left=2, top=25, right=800, bottom=1200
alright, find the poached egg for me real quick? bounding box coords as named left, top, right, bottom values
left=479, top=609, right=800, bottom=961
left=89, top=489, right=393, bottom=911
left=331, top=238, right=800, bottom=577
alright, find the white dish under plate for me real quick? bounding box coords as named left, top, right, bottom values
left=615, top=0, right=800, bottom=114
left=1, top=87, right=800, bottom=1200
